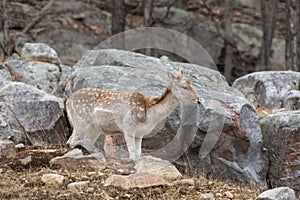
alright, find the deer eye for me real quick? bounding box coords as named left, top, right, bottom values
left=182, top=86, right=188, bottom=90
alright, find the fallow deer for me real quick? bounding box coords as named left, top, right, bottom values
left=66, top=69, right=199, bottom=160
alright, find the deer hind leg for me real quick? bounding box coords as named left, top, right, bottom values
left=67, top=122, right=102, bottom=153
left=67, top=128, right=81, bottom=147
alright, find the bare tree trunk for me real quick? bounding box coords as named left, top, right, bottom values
left=143, top=0, right=153, bottom=56
left=257, top=0, right=278, bottom=70
left=285, top=0, right=297, bottom=71
left=296, top=0, right=300, bottom=71
left=1, top=0, right=12, bottom=57
left=224, top=0, right=234, bottom=82
left=144, top=0, right=153, bottom=27
left=111, top=0, right=125, bottom=35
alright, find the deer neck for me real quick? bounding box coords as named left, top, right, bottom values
left=147, top=83, right=179, bottom=121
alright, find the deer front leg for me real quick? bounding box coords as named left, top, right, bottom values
left=134, top=137, right=142, bottom=160
left=124, top=133, right=142, bottom=160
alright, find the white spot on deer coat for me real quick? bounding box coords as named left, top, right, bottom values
left=94, top=107, right=112, bottom=113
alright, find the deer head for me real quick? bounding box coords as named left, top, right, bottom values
left=168, top=69, right=199, bottom=105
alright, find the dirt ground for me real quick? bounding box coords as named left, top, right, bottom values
left=0, top=146, right=261, bottom=200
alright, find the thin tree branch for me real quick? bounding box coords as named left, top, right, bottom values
left=22, top=0, right=56, bottom=34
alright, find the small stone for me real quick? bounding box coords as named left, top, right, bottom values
left=134, top=156, right=182, bottom=181
left=224, top=191, right=234, bottom=198
left=124, top=194, right=131, bottom=198
left=215, top=193, right=222, bottom=197
left=19, top=155, right=32, bottom=165
left=67, top=181, right=90, bottom=191
left=33, top=142, right=43, bottom=148
left=41, top=173, right=65, bottom=187
left=207, top=181, right=213, bottom=185
left=86, top=187, right=94, bottom=193
left=104, top=173, right=167, bottom=190
left=0, top=140, right=16, bottom=158
left=50, top=148, right=106, bottom=171
left=200, top=193, right=215, bottom=200
left=88, top=172, right=97, bottom=176
left=15, top=143, right=25, bottom=149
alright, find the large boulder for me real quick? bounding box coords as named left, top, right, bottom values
left=152, top=7, right=193, bottom=30
left=64, top=49, right=267, bottom=188
left=7, top=2, right=37, bottom=29
left=20, top=43, right=60, bottom=64
left=0, top=62, right=12, bottom=87
left=31, top=1, right=111, bottom=65
left=5, top=43, right=61, bottom=95
left=187, top=21, right=224, bottom=65
left=260, top=111, right=300, bottom=193
left=232, top=24, right=285, bottom=70
left=0, top=82, right=67, bottom=147
left=232, top=71, right=300, bottom=109
left=0, top=102, right=27, bottom=144
left=284, top=90, right=300, bottom=110
left=256, top=187, right=296, bottom=200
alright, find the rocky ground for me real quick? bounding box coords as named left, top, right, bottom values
left=0, top=146, right=260, bottom=200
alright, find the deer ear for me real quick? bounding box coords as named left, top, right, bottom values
left=178, top=69, right=183, bottom=76
left=167, top=71, right=176, bottom=81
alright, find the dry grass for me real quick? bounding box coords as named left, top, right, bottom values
left=0, top=147, right=261, bottom=200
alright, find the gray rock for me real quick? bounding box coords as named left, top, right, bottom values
left=256, top=187, right=296, bottom=200
left=232, top=23, right=285, bottom=70
left=0, top=82, right=64, bottom=109
left=0, top=82, right=67, bottom=147
left=0, top=140, right=16, bottom=158
left=232, top=23, right=262, bottom=58
left=7, top=2, right=37, bottom=29
left=19, top=155, right=32, bottom=165
left=104, top=173, right=168, bottom=189
left=50, top=148, right=106, bottom=171
left=0, top=102, right=27, bottom=144
left=260, top=111, right=300, bottom=193
left=224, top=191, right=234, bottom=198
left=232, top=71, right=300, bottom=109
left=5, top=59, right=61, bottom=95
left=31, top=1, right=111, bottom=65
left=150, top=7, right=223, bottom=67
left=41, top=173, right=65, bottom=187
left=21, top=43, right=60, bottom=65
left=152, top=7, right=193, bottom=27
left=0, top=69, right=11, bottom=82
left=67, top=181, right=90, bottom=191
left=188, top=22, right=224, bottom=65
left=15, top=143, right=25, bottom=149
left=12, top=100, right=67, bottom=147
left=104, top=134, right=129, bottom=160
left=0, top=63, right=12, bottom=87
left=65, top=49, right=266, bottom=187
left=59, top=65, right=74, bottom=97
left=134, top=156, right=182, bottom=181
left=200, top=193, right=215, bottom=200
left=284, top=90, right=300, bottom=110
left=237, top=0, right=260, bottom=13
